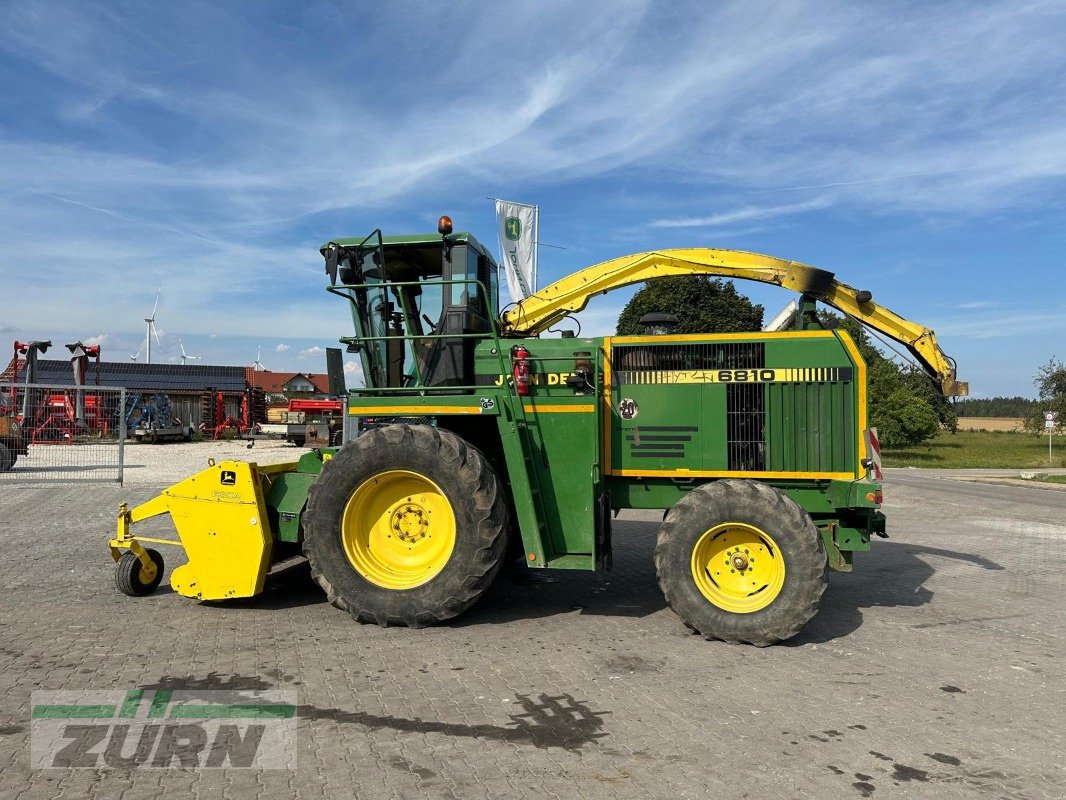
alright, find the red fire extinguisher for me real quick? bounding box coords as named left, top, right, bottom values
left=511, top=345, right=531, bottom=396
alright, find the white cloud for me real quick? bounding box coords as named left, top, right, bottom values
left=298, top=345, right=325, bottom=360
left=0, top=321, right=15, bottom=333
left=82, top=333, right=107, bottom=346
left=934, top=309, right=1066, bottom=339
left=0, top=0, right=1063, bottom=402
left=274, top=343, right=290, bottom=353
left=650, top=198, right=833, bottom=229
left=343, top=359, right=364, bottom=388
left=1, top=0, right=1062, bottom=242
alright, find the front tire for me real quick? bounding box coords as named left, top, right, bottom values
left=303, top=424, right=510, bottom=627
left=655, top=480, right=827, bottom=646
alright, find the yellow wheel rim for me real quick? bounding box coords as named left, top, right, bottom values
left=342, top=470, right=456, bottom=590
left=691, top=522, right=785, bottom=613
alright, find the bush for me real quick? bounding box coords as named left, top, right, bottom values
left=1024, top=357, right=1066, bottom=434
left=872, top=388, right=941, bottom=447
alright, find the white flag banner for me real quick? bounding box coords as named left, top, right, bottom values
left=495, top=199, right=538, bottom=303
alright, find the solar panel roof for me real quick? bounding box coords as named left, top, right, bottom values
left=7, top=360, right=248, bottom=392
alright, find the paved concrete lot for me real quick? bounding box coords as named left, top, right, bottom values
left=0, top=453, right=1062, bottom=799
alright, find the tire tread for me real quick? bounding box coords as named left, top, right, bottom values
left=655, top=479, right=826, bottom=646
left=303, top=425, right=509, bottom=628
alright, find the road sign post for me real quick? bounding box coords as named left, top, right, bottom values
left=1046, top=411, right=1058, bottom=465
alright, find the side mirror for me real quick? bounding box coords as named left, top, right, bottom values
left=325, top=244, right=340, bottom=285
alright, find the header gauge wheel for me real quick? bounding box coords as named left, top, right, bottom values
left=116, top=549, right=164, bottom=597
left=655, top=480, right=827, bottom=646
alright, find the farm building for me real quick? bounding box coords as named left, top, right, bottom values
left=245, top=369, right=333, bottom=401
left=1, top=359, right=257, bottom=428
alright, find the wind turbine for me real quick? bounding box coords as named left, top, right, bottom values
left=144, top=288, right=162, bottom=364
left=128, top=346, right=142, bottom=362
left=252, top=345, right=266, bottom=372
left=177, top=338, right=202, bottom=366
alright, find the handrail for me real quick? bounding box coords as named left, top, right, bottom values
left=327, top=276, right=514, bottom=397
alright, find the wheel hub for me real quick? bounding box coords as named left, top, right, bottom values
left=342, top=471, right=456, bottom=590
left=691, top=523, right=784, bottom=614
left=391, top=499, right=431, bottom=543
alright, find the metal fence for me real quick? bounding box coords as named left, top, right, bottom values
left=0, top=382, right=125, bottom=484
left=343, top=411, right=358, bottom=445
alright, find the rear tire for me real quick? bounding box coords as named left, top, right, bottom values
left=303, top=424, right=510, bottom=627
left=655, top=480, right=827, bottom=646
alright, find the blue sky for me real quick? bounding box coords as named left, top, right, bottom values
left=0, top=1, right=1063, bottom=396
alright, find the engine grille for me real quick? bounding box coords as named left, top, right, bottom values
left=613, top=341, right=765, bottom=385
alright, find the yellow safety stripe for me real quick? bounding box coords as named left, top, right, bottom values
left=602, top=337, right=613, bottom=474
left=348, top=403, right=595, bottom=415
left=611, top=331, right=834, bottom=344
left=521, top=403, right=596, bottom=413
left=613, top=469, right=856, bottom=480
left=837, top=330, right=868, bottom=473
left=347, top=405, right=482, bottom=415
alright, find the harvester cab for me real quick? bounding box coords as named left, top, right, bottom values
left=110, top=219, right=965, bottom=646
left=323, top=216, right=499, bottom=390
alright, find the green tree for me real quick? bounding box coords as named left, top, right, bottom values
left=615, top=276, right=763, bottom=335
left=1024, top=357, right=1066, bottom=433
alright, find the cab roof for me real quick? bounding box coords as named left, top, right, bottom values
left=319, top=232, right=495, bottom=260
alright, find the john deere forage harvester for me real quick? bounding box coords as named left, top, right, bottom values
left=109, top=217, right=965, bottom=644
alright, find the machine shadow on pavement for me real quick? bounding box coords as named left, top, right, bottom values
left=185, top=519, right=1001, bottom=646
left=199, top=560, right=327, bottom=612
left=788, top=540, right=1004, bottom=645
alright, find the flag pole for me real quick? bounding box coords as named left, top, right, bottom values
left=491, top=197, right=502, bottom=275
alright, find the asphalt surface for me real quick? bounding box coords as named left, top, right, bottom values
left=0, top=461, right=1062, bottom=799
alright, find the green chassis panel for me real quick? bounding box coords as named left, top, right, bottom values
left=338, top=331, right=876, bottom=572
